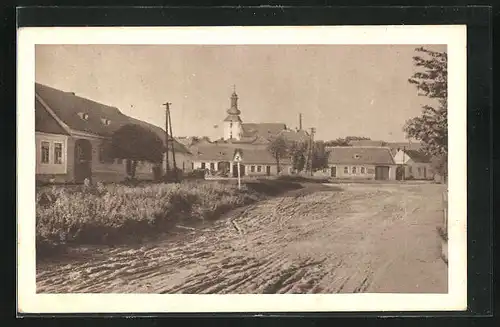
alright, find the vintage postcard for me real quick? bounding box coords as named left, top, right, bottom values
left=17, top=25, right=467, bottom=313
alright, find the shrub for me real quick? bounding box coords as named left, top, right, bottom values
left=36, top=181, right=261, bottom=252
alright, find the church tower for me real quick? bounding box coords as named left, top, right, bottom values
left=223, top=86, right=243, bottom=140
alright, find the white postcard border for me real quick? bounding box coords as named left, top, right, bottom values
left=17, top=25, right=467, bottom=313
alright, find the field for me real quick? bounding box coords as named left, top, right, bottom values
left=37, top=181, right=447, bottom=294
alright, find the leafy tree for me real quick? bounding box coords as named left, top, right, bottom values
left=288, top=141, right=308, bottom=172
left=404, top=47, right=448, bottom=180
left=311, top=141, right=330, bottom=170
left=267, top=135, right=289, bottom=173
left=345, top=136, right=371, bottom=142
left=324, top=138, right=351, bottom=147
left=110, top=124, right=164, bottom=179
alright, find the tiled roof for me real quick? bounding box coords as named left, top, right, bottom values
left=404, top=149, right=431, bottom=163
left=35, top=99, right=69, bottom=135
left=241, top=123, right=287, bottom=138
left=328, top=147, right=396, bottom=165
left=388, top=142, right=422, bottom=155
left=191, top=143, right=290, bottom=165
left=35, top=83, right=190, bottom=154
left=278, top=129, right=310, bottom=143
left=223, top=114, right=242, bottom=122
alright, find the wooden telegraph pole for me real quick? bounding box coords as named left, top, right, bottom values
left=167, top=106, right=178, bottom=182
left=309, top=127, right=316, bottom=176
left=162, top=102, right=178, bottom=182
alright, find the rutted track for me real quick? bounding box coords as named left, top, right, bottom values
left=37, top=183, right=447, bottom=294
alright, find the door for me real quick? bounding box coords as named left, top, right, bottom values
left=74, top=139, right=92, bottom=183
left=375, top=166, right=390, bottom=180
left=330, top=166, right=337, bottom=178
left=266, top=166, right=271, bottom=176
left=396, top=166, right=405, bottom=180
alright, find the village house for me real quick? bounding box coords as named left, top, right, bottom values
left=188, top=88, right=308, bottom=176
left=322, top=146, right=397, bottom=180
left=393, top=148, right=434, bottom=180
left=35, top=83, right=192, bottom=183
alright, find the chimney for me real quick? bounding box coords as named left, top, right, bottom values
left=299, top=113, right=303, bottom=130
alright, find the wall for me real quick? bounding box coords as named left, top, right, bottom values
left=224, top=121, right=242, bottom=140
left=405, top=162, right=433, bottom=180
left=325, top=164, right=396, bottom=180
left=329, top=164, right=377, bottom=180
left=35, top=132, right=69, bottom=176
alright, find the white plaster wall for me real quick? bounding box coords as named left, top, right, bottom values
left=36, top=132, right=68, bottom=175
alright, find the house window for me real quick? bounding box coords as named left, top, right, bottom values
left=251, top=165, right=255, bottom=172
left=210, top=162, right=215, bottom=170
left=361, top=167, right=365, bottom=174
left=344, top=166, right=348, bottom=174
left=352, top=166, right=356, bottom=174
left=191, top=162, right=194, bottom=170
left=54, top=142, right=63, bottom=164
left=201, top=162, right=206, bottom=169
left=257, top=165, right=262, bottom=172
left=417, top=167, right=421, bottom=175
left=408, top=166, right=413, bottom=174
left=41, top=142, right=50, bottom=164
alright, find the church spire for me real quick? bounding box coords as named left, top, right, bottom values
left=227, top=85, right=241, bottom=115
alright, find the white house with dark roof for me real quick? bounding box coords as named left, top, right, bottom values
left=35, top=83, right=192, bottom=183
left=325, top=147, right=397, bottom=180
left=393, top=149, right=434, bottom=180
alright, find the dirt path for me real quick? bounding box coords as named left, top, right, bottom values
left=36, top=182, right=447, bottom=294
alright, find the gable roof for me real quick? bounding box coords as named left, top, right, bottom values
left=328, top=147, right=395, bottom=165
left=35, top=83, right=190, bottom=154
left=241, top=123, right=287, bottom=139
left=403, top=149, right=431, bottom=163
left=35, top=99, right=70, bottom=135
left=388, top=142, right=422, bottom=155
left=278, top=129, right=310, bottom=143
left=191, top=143, right=290, bottom=165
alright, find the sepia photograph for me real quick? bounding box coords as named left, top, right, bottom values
left=17, top=26, right=467, bottom=313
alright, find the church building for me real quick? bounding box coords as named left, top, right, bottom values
left=189, top=87, right=310, bottom=177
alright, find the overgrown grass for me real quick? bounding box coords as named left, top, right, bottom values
left=36, top=179, right=301, bottom=257
left=276, top=175, right=330, bottom=184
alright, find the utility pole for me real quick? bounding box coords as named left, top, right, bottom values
left=163, top=102, right=171, bottom=180
left=309, top=127, right=316, bottom=176
left=167, top=105, right=178, bottom=182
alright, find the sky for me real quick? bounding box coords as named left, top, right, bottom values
left=35, top=44, right=446, bottom=142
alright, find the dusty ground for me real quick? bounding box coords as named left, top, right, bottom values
left=36, top=182, right=447, bottom=294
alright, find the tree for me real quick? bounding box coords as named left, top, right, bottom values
left=345, top=136, right=371, bottom=142
left=311, top=141, right=330, bottom=170
left=404, top=47, right=448, bottom=180
left=110, top=124, right=164, bottom=179
left=267, top=135, right=289, bottom=174
left=324, top=138, right=351, bottom=147
left=288, top=140, right=308, bottom=172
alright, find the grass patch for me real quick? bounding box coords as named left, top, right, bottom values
left=275, top=175, right=330, bottom=184
left=36, top=179, right=302, bottom=258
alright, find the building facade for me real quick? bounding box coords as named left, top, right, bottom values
left=35, top=83, right=191, bottom=183
left=325, top=147, right=397, bottom=180
left=393, top=149, right=434, bottom=180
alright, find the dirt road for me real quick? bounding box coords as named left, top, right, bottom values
left=37, top=182, right=447, bottom=294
